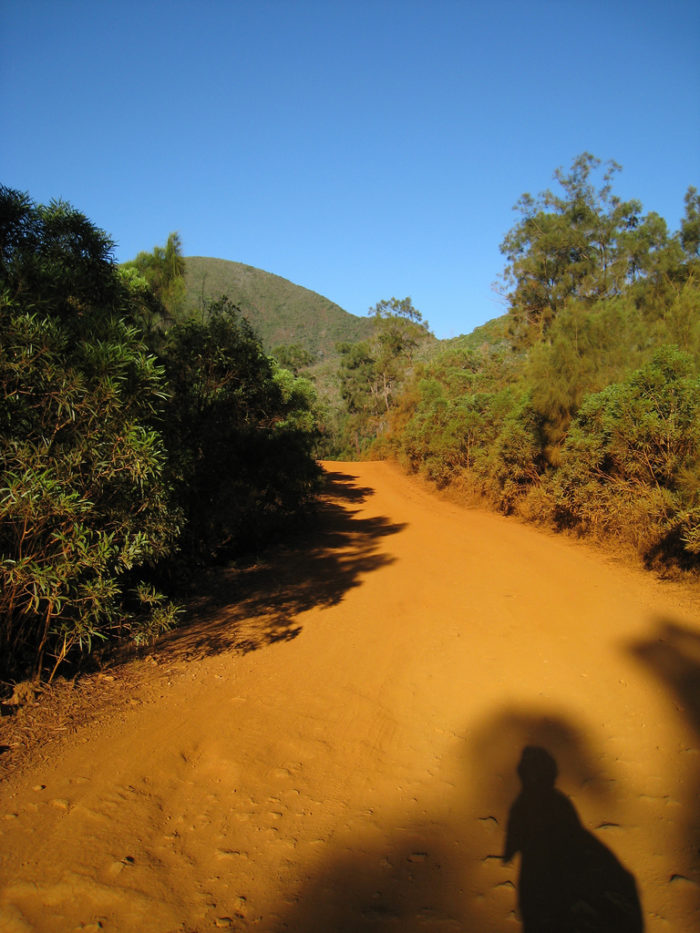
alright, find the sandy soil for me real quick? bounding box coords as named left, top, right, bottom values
left=1, top=461, right=699, bottom=933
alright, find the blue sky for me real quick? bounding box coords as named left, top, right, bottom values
left=2, top=0, right=698, bottom=339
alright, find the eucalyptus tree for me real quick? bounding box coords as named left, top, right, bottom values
left=336, top=297, right=432, bottom=453
left=499, top=153, right=679, bottom=344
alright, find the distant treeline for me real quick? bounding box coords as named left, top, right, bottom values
left=327, top=155, right=700, bottom=572
left=0, top=188, right=320, bottom=681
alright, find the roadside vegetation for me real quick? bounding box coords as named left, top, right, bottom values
left=349, top=156, right=699, bottom=572
left=0, top=188, right=320, bottom=682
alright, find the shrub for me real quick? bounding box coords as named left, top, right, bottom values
left=0, top=303, right=179, bottom=680
left=549, top=347, right=700, bottom=565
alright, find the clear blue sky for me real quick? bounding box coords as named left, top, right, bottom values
left=2, top=0, right=698, bottom=339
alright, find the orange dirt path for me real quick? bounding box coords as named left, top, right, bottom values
left=1, top=461, right=699, bottom=932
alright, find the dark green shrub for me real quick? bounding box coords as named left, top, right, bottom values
left=157, top=298, right=320, bottom=567
left=1, top=189, right=180, bottom=678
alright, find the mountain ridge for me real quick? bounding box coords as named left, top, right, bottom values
left=184, top=256, right=374, bottom=360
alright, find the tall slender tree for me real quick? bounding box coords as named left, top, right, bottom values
left=123, top=231, right=186, bottom=318
left=499, top=154, right=655, bottom=343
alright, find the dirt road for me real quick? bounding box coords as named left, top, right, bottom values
left=1, top=461, right=699, bottom=932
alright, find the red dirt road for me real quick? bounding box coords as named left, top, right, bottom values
left=1, top=461, right=699, bottom=932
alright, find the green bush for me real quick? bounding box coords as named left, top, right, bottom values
left=549, top=347, right=700, bottom=565
left=0, top=189, right=180, bottom=678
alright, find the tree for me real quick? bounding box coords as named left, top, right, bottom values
left=122, top=231, right=186, bottom=318
left=0, top=188, right=179, bottom=679
left=680, top=186, right=700, bottom=261
left=271, top=343, right=316, bottom=375
left=0, top=186, right=121, bottom=323
left=369, top=297, right=431, bottom=412
left=499, top=154, right=650, bottom=343
left=158, top=297, right=320, bottom=563
left=336, top=297, right=432, bottom=454
left=377, top=163, right=699, bottom=571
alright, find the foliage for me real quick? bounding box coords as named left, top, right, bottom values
left=272, top=343, right=317, bottom=375
left=122, top=231, right=186, bottom=319
left=524, top=296, right=648, bottom=455
left=4, top=150, right=695, bottom=685
left=0, top=187, right=121, bottom=323
left=383, top=158, right=699, bottom=569
left=680, top=186, right=700, bottom=260
left=663, top=274, right=700, bottom=357
left=396, top=340, right=544, bottom=508
left=0, top=189, right=180, bottom=679
left=473, top=394, right=545, bottom=512
left=499, top=153, right=683, bottom=345
left=335, top=297, right=434, bottom=456
left=157, top=297, right=321, bottom=566
left=1, top=192, right=322, bottom=680
left=271, top=361, right=318, bottom=433
left=549, top=348, right=700, bottom=565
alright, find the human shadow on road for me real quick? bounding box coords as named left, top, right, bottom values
left=154, top=468, right=406, bottom=661
left=503, top=745, right=643, bottom=933
left=469, top=707, right=645, bottom=931
left=272, top=709, right=639, bottom=932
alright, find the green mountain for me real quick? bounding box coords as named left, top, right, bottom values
left=184, top=257, right=373, bottom=361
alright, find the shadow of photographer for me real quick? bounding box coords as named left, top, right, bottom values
left=504, top=745, right=642, bottom=932
left=273, top=707, right=644, bottom=931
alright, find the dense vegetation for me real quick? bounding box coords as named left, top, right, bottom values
left=328, top=297, right=435, bottom=457
left=372, top=156, right=700, bottom=571
left=0, top=188, right=320, bottom=681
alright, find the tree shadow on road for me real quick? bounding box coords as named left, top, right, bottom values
left=629, top=616, right=700, bottom=919
left=630, top=616, right=700, bottom=735
left=154, top=468, right=406, bottom=662
left=271, top=820, right=484, bottom=933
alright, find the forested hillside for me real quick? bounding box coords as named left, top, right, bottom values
left=183, top=256, right=373, bottom=361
